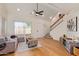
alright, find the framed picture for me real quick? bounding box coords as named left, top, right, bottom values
left=67, top=16, right=78, bottom=32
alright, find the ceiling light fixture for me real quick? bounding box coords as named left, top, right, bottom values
left=32, top=11, right=34, bottom=14
left=32, top=3, right=44, bottom=16
left=49, top=16, right=52, bottom=19
left=42, top=14, right=44, bottom=17
left=17, top=8, right=21, bottom=11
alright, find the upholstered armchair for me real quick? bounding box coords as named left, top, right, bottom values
left=0, top=36, right=18, bottom=54
left=27, top=38, right=38, bottom=48
left=59, top=36, right=73, bottom=54
left=17, top=34, right=26, bottom=43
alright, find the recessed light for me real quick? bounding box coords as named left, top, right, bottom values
left=49, top=16, right=52, bottom=19
left=17, top=8, right=21, bottom=11
left=32, top=12, right=34, bottom=14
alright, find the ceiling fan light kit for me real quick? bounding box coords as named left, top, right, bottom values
left=36, top=14, right=39, bottom=16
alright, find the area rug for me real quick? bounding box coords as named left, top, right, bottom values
left=17, top=42, right=42, bottom=52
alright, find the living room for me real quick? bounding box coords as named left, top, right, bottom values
left=0, top=3, right=79, bottom=56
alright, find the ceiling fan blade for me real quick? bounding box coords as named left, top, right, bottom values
left=33, top=3, right=44, bottom=16
left=39, top=13, right=43, bottom=15
left=39, top=10, right=44, bottom=13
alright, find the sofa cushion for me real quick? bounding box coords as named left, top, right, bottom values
left=0, top=37, right=5, bottom=44
left=17, top=37, right=25, bottom=43
left=10, top=35, right=17, bottom=39
left=0, top=43, right=6, bottom=51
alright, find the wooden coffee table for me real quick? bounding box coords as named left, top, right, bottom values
left=73, top=47, right=79, bottom=56
left=73, top=40, right=79, bottom=56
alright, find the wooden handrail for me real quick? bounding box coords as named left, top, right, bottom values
left=50, top=14, right=65, bottom=28
left=50, top=19, right=63, bottom=31
left=45, top=14, right=65, bottom=37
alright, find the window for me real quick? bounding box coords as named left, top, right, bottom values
left=14, top=21, right=31, bottom=35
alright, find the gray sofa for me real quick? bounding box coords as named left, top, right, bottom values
left=59, top=36, right=74, bottom=54
left=17, top=34, right=26, bottom=43
left=65, top=39, right=73, bottom=54
left=0, top=36, right=18, bottom=54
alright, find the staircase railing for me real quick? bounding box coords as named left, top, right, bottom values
left=44, top=14, right=65, bottom=38
left=50, top=14, right=65, bottom=31
left=50, top=19, right=63, bottom=31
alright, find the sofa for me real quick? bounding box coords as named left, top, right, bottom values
left=17, top=34, right=26, bottom=43
left=59, top=36, right=74, bottom=54
left=0, top=36, right=18, bottom=54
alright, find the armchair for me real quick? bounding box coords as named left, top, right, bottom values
left=0, top=36, right=18, bottom=54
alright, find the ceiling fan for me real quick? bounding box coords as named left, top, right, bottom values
left=33, top=3, right=44, bottom=16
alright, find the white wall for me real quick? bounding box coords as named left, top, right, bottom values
left=5, top=15, right=50, bottom=38
left=0, top=16, right=2, bottom=35
left=50, top=16, right=67, bottom=40
left=0, top=16, right=5, bottom=36
left=64, top=11, right=79, bottom=39
left=0, top=5, right=3, bottom=35
left=0, top=4, right=50, bottom=38
left=50, top=11, right=79, bottom=40
left=32, top=19, right=50, bottom=38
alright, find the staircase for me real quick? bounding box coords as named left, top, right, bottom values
left=44, top=33, right=53, bottom=39
left=44, top=13, right=65, bottom=39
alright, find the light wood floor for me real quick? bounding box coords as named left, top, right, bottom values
left=4, top=38, right=71, bottom=56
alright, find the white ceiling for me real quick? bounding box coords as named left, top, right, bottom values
left=49, top=3, right=79, bottom=14
left=0, top=3, right=79, bottom=21
left=5, top=3, right=58, bottom=21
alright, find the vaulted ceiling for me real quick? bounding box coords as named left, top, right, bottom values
left=0, top=3, right=79, bottom=21
left=5, top=3, right=58, bottom=21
